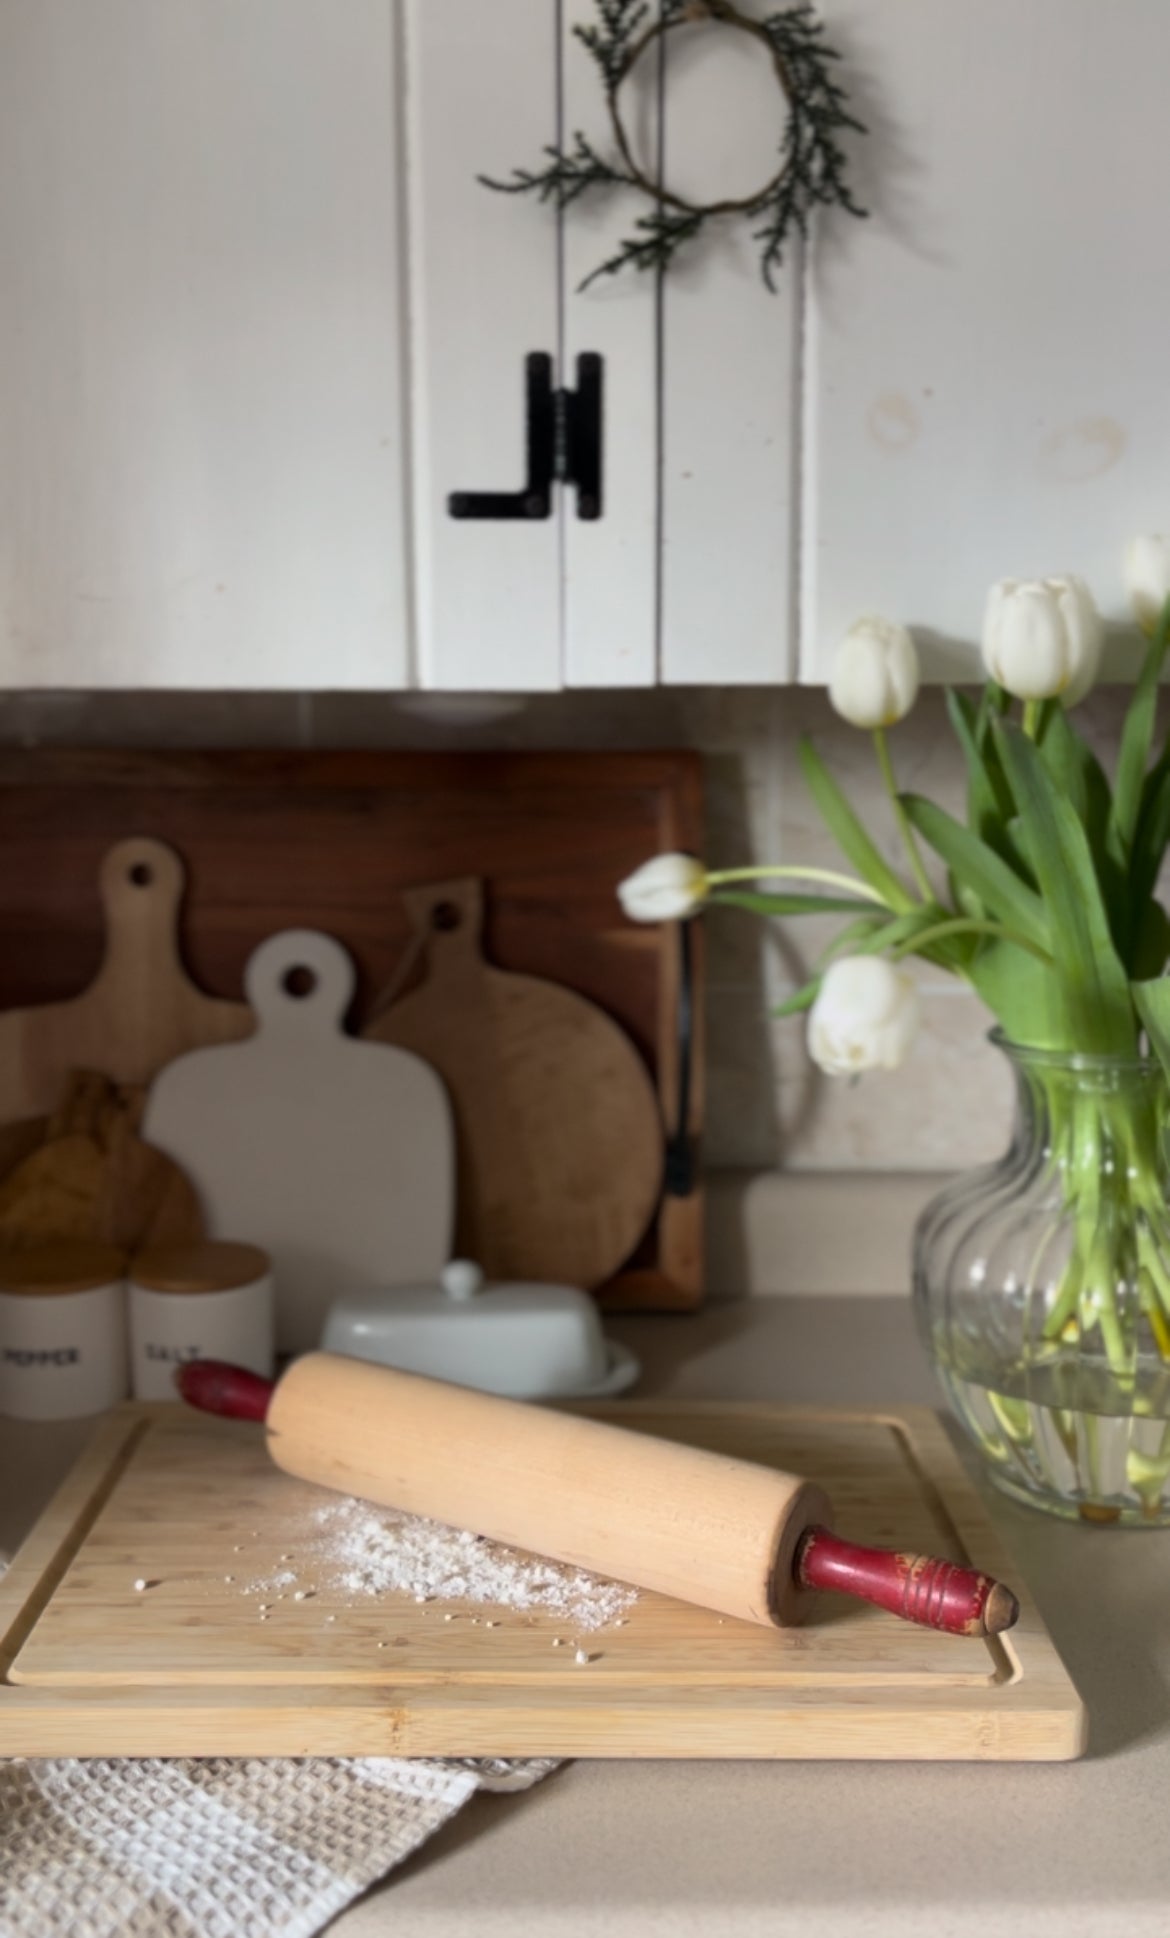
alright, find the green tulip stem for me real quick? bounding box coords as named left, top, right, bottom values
left=1022, top=698, right=1043, bottom=740
left=1136, top=1233, right=1170, bottom=1361
left=1135, top=594, right=1170, bottom=642
left=888, top=916, right=1053, bottom=968
left=703, top=864, right=887, bottom=905
left=1022, top=1074, right=1170, bottom=1386
left=872, top=727, right=934, bottom=902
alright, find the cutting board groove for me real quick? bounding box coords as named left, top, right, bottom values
left=0, top=1401, right=1085, bottom=1760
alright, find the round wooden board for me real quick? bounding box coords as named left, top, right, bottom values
left=365, top=878, right=663, bottom=1289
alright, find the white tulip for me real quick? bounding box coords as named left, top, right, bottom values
left=828, top=616, right=920, bottom=730
left=1124, top=535, right=1170, bottom=632
left=981, top=576, right=1102, bottom=705
left=618, top=852, right=707, bottom=923
left=807, top=955, right=920, bottom=1077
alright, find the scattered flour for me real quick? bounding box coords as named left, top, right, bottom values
left=242, top=1496, right=636, bottom=1632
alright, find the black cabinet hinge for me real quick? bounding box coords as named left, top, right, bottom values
left=448, top=352, right=603, bottom=522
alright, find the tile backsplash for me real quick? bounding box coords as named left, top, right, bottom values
left=0, top=685, right=1135, bottom=1175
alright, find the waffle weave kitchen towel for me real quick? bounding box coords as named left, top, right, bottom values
left=0, top=1753, right=559, bottom=1938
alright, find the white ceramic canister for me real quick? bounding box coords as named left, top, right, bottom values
left=0, top=1243, right=129, bottom=1421
left=128, top=1242, right=273, bottom=1401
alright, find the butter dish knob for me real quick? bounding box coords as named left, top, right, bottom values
left=441, top=1259, right=484, bottom=1302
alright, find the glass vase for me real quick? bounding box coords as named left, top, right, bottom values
left=913, top=1033, right=1170, bottom=1526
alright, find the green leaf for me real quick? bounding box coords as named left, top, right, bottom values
left=966, top=940, right=1068, bottom=1051
left=901, top=794, right=1050, bottom=952
left=798, top=738, right=914, bottom=913
left=1110, top=604, right=1170, bottom=862
left=706, top=890, right=879, bottom=918
left=1130, top=757, right=1170, bottom=920
left=1036, top=703, right=1110, bottom=841
left=1001, top=814, right=1040, bottom=892
left=856, top=904, right=954, bottom=960
left=1132, top=900, right=1170, bottom=982
left=861, top=901, right=999, bottom=974
left=951, top=874, right=988, bottom=925
left=992, top=720, right=1135, bottom=1053
left=1140, top=742, right=1170, bottom=819
left=974, top=680, right=1010, bottom=742
left=816, top=912, right=895, bottom=969
left=946, top=689, right=1013, bottom=844
left=1036, top=704, right=1128, bottom=955
left=1133, top=975, right=1170, bottom=1079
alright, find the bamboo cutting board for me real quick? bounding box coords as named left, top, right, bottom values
left=0, top=1401, right=1084, bottom=1760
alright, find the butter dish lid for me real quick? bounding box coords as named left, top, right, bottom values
left=320, top=1260, right=640, bottom=1400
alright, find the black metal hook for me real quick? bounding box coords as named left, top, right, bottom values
left=447, top=353, right=603, bottom=522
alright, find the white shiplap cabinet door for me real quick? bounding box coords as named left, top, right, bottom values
left=0, top=1, right=409, bottom=690
left=560, top=0, right=803, bottom=689
left=405, top=0, right=561, bottom=692
left=561, top=4, right=659, bottom=690
left=659, top=7, right=801, bottom=685
left=804, top=0, right=1170, bottom=682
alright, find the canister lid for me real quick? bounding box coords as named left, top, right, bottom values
left=0, top=1243, right=127, bottom=1296
left=130, top=1241, right=270, bottom=1295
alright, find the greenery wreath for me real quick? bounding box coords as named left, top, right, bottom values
left=480, top=0, right=867, bottom=291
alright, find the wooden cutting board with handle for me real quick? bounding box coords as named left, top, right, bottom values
left=143, top=929, right=454, bottom=1352
left=0, top=837, right=253, bottom=1126
left=365, top=878, right=664, bottom=1289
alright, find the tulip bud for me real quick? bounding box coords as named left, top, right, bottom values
left=617, top=852, right=707, bottom=923
left=828, top=617, right=920, bottom=730
left=1124, top=535, right=1170, bottom=632
left=981, top=576, right=1102, bottom=705
left=807, top=956, right=920, bottom=1077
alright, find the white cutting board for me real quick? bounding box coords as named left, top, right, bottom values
left=144, top=931, right=453, bottom=1352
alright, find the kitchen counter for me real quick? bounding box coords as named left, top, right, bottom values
left=4, top=1296, right=1168, bottom=1937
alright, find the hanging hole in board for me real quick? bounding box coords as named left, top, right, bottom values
left=282, top=965, right=318, bottom=999
left=432, top=902, right=462, bottom=933
left=128, top=863, right=153, bottom=888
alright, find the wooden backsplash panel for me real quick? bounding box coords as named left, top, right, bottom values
left=0, top=749, right=703, bottom=1305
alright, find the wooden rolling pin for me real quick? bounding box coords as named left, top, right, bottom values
left=177, top=1354, right=1019, bottom=1637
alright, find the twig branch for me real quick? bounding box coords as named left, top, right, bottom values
left=479, top=133, right=635, bottom=212
left=481, top=0, right=866, bottom=291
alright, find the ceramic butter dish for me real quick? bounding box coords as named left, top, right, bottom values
left=320, top=1260, right=639, bottom=1400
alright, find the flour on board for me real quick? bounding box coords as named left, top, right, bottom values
left=242, top=1496, right=637, bottom=1632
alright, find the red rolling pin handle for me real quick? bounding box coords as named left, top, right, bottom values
left=176, top=1358, right=274, bottom=1422
left=796, top=1526, right=1019, bottom=1637
left=174, top=1361, right=1019, bottom=1637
